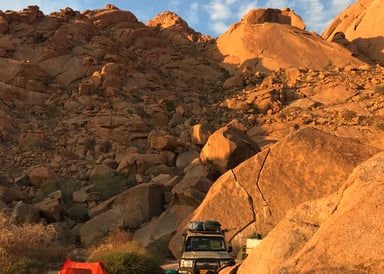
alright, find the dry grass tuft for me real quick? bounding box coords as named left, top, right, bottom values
left=88, top=229, right=145, bottom=261
left=0, top=214, right=64, bottom=273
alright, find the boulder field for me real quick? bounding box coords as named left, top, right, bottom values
left=0, top=3, right=383, bottom=272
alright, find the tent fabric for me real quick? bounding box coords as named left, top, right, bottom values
left=59, top=258, right=108, bottom=274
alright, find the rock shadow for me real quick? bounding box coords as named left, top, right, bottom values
left=351, top=36, right=384, bottom=65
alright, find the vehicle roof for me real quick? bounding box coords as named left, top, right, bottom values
left=185, top=231, right=225, bottom=238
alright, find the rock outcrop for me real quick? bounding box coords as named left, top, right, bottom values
left=200, top=123, right=261, bottom=173
left=146, top=11, right=209, bottom=43
left=216, top=8, right=366, bottom=73
left=169, top=127, right=381, bottom=257
left=240, top=8, right=306, bottom=30
left=322, top=0, right=384, bottom=64
left=237, top=151, right=384, bottom=273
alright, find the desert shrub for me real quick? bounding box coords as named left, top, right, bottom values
left=146, top=234, right=173, bottom=264
left=32, top=177, right=80, bottom=205
left=164, top=99, right=176, bottom=112
left=92, top=173, right=136, bottom=200
left=0, top=214, right=65, bottom=274
left=104, top=229, right=133, bottom=247
left=88, top=231, right=164, bottom=274
left=4, top=257, right=45, bottom=274
left=32, top=182, right=60, bottom=203
left=60, top=177, right=80, bottom=206
left=91, top=250, right=163, bottom=274
left=88, top=234, right=146, bottom=261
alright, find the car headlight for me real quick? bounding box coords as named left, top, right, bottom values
left=220, top=259, right=235, bottom=267
left=180, top=259, right=194, bottom=268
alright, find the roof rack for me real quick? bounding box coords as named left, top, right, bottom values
left=187, top=229, right=225, bottom=234
left=187, top=221, right=226, bottom=234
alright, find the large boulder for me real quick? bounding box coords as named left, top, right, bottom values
left=169, top=127, right=381, bottom=258
left=172, top=176, right=213, bottom=207
left=115, top=27, right=160, bottom=51
left=241, top=8, right=306, bottom=30
left=87, top=110, right=148, bottom=146
left=147, top=130, right=178, bottom=151
left=216, top=9, right=366, bottom=72
left=39, top=55, right=87, bottom=87
left=322, top=0, right=384, bottom=64
left=35, top=195, right=65, bottom=223
left=114, top=183, right=166, bottom=228
left=10, top=201, right=40, bottom=223
left=189, top=124, right=211, bottom=145
left=78, top=207, right=123, bottom=247
left=88, top=6, right=139, bottom=29
left=175, top=150, right=200, bottom=170
left=117, top=152, right=171, bottom=176
left=133, top=203, right=195, bottom=248
left=200, top=124, right=261, bottom=173
left=238, top=151, right=384, bottom=273
left=27, top=166, right=58, bottom=188
left=0, top=59, right=23, bottom=83
left=146, top=11, right=206, bottom=43
left=78, top=182, right=166, bottom=246
left=0, top=186, right=29, bottom=204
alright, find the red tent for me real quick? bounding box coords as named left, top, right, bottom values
left=59, top=258, right=108, bottom=274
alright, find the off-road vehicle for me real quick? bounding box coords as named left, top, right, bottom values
left=178, top=221, right=235, bottom=274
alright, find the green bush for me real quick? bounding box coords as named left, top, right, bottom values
left=32, top=177, right=80, bottom=205
left=32, top=182, right=60, bottom=203
left=92, top=251, right=163, bottom=274
left=3, top=257, right=45, bottom=274
left=92, top=173, right=136, bottom=200
left=60, top=177, right=81, bottom=206
left=146, top=234, right=173, bottom=264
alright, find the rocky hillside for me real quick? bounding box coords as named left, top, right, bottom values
left=0, top=3, right=383, bottom=272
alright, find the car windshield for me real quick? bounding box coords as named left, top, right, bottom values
left=185, top=236, right=226, bottom=251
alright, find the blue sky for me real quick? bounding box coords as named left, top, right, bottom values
left=1, top=0, right=354, bottom=37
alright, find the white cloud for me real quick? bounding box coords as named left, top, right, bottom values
left=204, top=0, right=243, bottom=35
left=0, top=1, right=82, bottom=14
left=294, top=0, right=328, bottom=32
left=330, top=0, right=354, bottom=12
left=264, top=0, right=290, bottom=9
left=211, top=20, right=230, bottom=34
left=191, top=2, right=199, bottom=11
left=237, top=1, right=259, bottom=18
left=205, top=0, right=234, bottom=21
left=186, top=2, right=200, bottom=26
left=168, top=0, right=181, bottom=12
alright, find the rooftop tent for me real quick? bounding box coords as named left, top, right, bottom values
left=59, top=258, right=108, bottom=274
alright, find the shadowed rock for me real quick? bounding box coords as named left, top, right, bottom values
left=323, top=0, right=384, bottom=64
left=238, top=151, right=384, bottom=273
